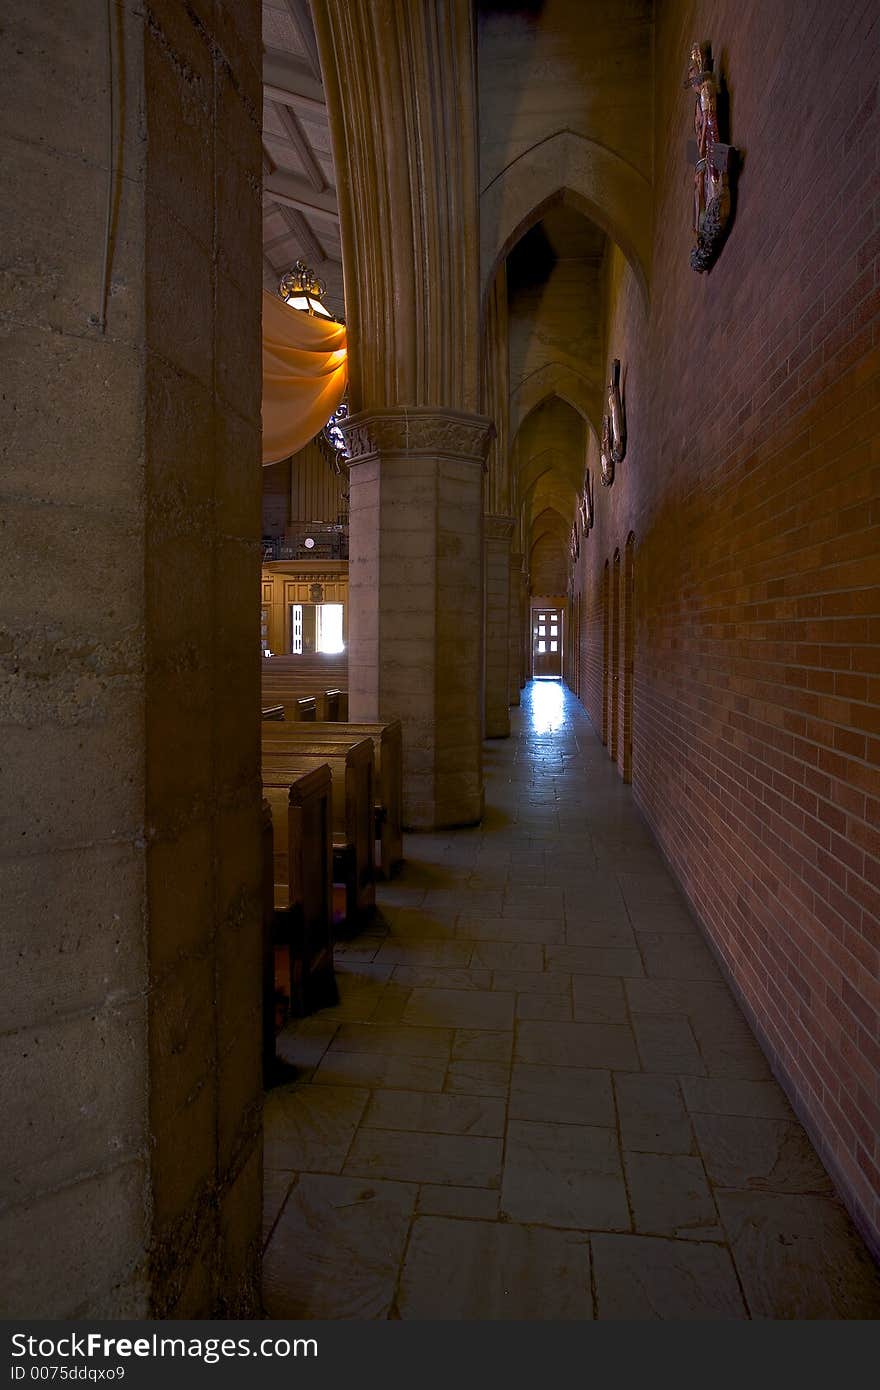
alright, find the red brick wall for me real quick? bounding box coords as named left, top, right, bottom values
left=574, top=0, right=880, bottom=1250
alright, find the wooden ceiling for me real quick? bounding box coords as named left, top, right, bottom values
left=261, top=0, right=344, bottom=316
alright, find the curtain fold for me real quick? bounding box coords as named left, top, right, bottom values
left=262, top=290, right=348, bottom=466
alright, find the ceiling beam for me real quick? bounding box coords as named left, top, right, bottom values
left=270, top=101, right=326, bottom=192
left=280, top=204, right=327, bottom=266
left=264, top=169, right=339, bottom=223
left=283, top=0, right=322, bottom=80
left=263, top=49, right=326, bottom=116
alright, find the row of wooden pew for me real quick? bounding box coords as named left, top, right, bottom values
left=260, top=713, right=403, bottom=1080
left=261, top=653, right=349, bottom=723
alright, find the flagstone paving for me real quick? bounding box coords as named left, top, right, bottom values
left=263, top=681, right=880, bottom=1320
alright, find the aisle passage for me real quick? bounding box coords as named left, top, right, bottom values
left=263, top=683, right=880, bottom=1319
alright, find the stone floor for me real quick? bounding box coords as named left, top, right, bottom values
left=262, top=681, right=880, bottom=1320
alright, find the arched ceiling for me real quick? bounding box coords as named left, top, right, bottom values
left=513, top=395, right=585, bottom=579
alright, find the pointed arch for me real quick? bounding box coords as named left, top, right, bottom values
left=511, top=364, right=602, bottom=441
left=480, top=132, right=651, bottom=310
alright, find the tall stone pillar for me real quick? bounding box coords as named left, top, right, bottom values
left=484, top=516, right=515, bottom=736
left=315, top=0, right=489, bottom=827
left=346, top=410, right=489, bottom=826
left=509, top=548, right=524, bottom=706
left=0, top=1, right=263, bottom=1316
left=521, top=563, right=531, bottom=688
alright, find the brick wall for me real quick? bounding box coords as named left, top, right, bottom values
left=574, top=0, right=880, bottom=1250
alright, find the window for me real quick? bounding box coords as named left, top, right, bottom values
left=537, top=641, right=546, bottom=653
left=550, top=641, right=558, bottom=652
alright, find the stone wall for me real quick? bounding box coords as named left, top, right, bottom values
left=574, top=0, right=880, bottom=1253
left=0, top=0, right=263, bottom=1315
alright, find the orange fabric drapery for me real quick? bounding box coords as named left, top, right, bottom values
left=261, top=290, right=348, bottom=466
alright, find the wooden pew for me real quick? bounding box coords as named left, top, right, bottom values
left=262, top=764, right=337, bottom=1021
left=261, top=653, right=349, bottom=722
left=323, top=689, right=342, bottom=721
left=261, top=705, right=285, bottom=721
left=261, top=685, right=348, bottom=722
left=262, top=720, right=403, bottom=877
left=262, top=738, right=375, bottom=927
left=260, top=690, right=318, bottom=722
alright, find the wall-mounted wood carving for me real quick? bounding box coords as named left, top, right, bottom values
left=600, top=359, right=626, bottom=487
left=580, top=468, right=594, bottom=532
left=686, top=41, right=736, bottom=273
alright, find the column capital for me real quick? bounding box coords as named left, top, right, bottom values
left=343, top=407, right=493, bottom=465
left=484, top=513, right=516, bottom=541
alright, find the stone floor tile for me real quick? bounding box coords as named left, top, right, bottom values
left=563, top=919, right=638, bottom=948
left=632, top=1014, right=706, bottom=1075
left=509, top=1062, right=615, bottom=1127
left=617, top=872, right=683, bottom=905
left=328, top=1023, right=453, bottom=1059
left=639, top=932, right=723, bottom=982
left=368, top=983, right=412, bottom=1023
left=614, top=1073, right=694, bottom=1155
left=452, top=1029, right=513, bottom=1063
left=626, top=900, right=700, bottom=933
left=377, top=906, right=459, bottom=939
left=363, top=1089, right=506, bottom=1137
left=592, top=1233, right=747, bottom=1320
left=545, top=944, right=644, bottom=977
left=501, top=1119, right=629, bottom=1229
left=680, top=1076, right=794, bottom=1120
left=262, top=1168, right=295, bottom=1247
left=571, top=974, right=629, bottom=1024
left=344, top=1128, right=503, bottom=1188
left=516, top=992, right=573, bottom=1021
left=716, top=1189, right=880, bottom=1318
left=689, top=1016, right=775, bottom=1081
left=391, top=965, right=492, bottom=991
left=402, top=986, right=515, bottom=1031
left=398, top=1217, right=593, bottom=1319
left=470, top=942, right=545, bottom=972
left=457, top=916, right=565, bottom=944
left=693, top=1114, right=834, bottom=1194
left=263, top=1085, right=369, bottom=1173
left=515, top=1020, right=640, bottom=1071
left=501, top=886, right=565, bottom=918
left=263, top=1174, right=415, bottom=1320
left=444, top=1059, right=510, bottom=1097
left=417, top=1185, right=500, bottom=1220
left=374, top=939, right=474, bottom=969
left=423, top=889, right=503, bottom=916
left=624, top=978, right=738, bottom=1018
left=275, top=1019, right=338, bottom=1075
left=313, top=1051, right=447, bottom=1092
left=492, top=968, right=571, bottom=995
left=624, top=1151, right=721, bottom=1240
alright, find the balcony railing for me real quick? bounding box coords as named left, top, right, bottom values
left=262, top=522, right=349, bottom=562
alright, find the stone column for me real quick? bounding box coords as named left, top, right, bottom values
left=508, top=548, right=524, bottom=705
left=346, top=409, right=490, bottom=827
left=521, top=563, right=531, bottom=687
left=0, top=1, right=262, bottom=1317
left=484, top=516, right=515, bottom=736
left=316, top=0, right=488, bottom=827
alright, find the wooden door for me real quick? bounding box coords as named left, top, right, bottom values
left=532, top=608, right=562, bottom=678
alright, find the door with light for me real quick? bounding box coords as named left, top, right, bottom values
left=533, top=609, right=562, bottom=678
